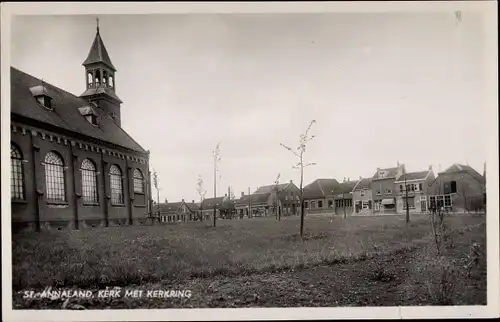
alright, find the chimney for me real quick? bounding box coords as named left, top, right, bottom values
left=224, top=193, right=227, bottom=197
left=290, top=180, right=293, bottom=184
left=376, top=167, right=380, bottom=171
left=429, top=165, right=433, bottom=171
left=359, top=176, right=362, bottom=180
left=397, top=161, right=400, bottom=166
left=241, top=192, right=244, bottom=197
left=164, top=198, right=168, bottom=203
left=181, top=198, right=184, bottom=202
left=348, top=177, right=350, bottom=182
left=192, top=200, right=195, bottom=204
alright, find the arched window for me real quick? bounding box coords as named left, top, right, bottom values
left=95, top=70, right=101, bottom=86
left=11, top=143, right=25, bottom=200
left=87, top=72, right=93, bottom=87
left=109, top=165, right=124, bottom=205
left=133, top=169, right=144, bottom=193
left=81, top=159, right=98, bottom=204
left=44, top=151, right=66, bottom=202
left=109, top=75, right=114, bottom=87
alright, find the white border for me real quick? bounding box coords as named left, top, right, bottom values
left=1, top=1, right=498, bottom=321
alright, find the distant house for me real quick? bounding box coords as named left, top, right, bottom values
left=371, top=163, right=405, bottom=213
left=331, top=178, right=359, bottom=216
left=427, top=164, right=486, bottom=213
left=200, top=195, right=235, bottom=220
left=235, top=192, right=272, bottom=218
left=394, top=166, right=435, bottom=214
left=155, top=199, right=199, bottom=223
left=235, top=180, right=300, bottom=218
left=352, top=177, right=373, bottom=215
left=303, top=179, right=340, bottom=214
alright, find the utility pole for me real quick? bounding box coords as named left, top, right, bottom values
left=248, top=187, right=251, bottom=218
left=342, top=191, right=346, bottom=219
left=213, top=143, right=221, bottom=227
left=274, top=173, right=281, bottom=221
left=403, top=167, right=410, bottom=223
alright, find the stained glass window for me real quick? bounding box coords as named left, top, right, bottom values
left=81, top=159, right=98, bottom=204
left=11, top=143, right=24, bottom=200
left=45, top=151, right=66, bottom=202
left=110, top=165, right=124, bottom=205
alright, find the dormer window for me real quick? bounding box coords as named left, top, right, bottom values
left=85, top=114, right=97, bottom=125
left=78, top=105, right=99, bottom=126
left=30, top=85, right=53, bottom=110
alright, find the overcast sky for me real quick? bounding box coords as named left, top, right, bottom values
left=11, top=13, right=488, bottom=202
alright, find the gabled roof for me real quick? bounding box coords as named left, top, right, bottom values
left=303, top=178, right=340, bottom=199
left=372, top=167, right=399, bottom=180
left=336, top=180, right=359, bottom=194
left=353, top=178, right=372, bottom=191
left=83, top=28, right=116, bottom=71
left=442, top=164, right=485, bottom=185
left=254, top=181, right=297, bottom=194
left=153, top=201, right=199, bottom=214
left=201, top=196, right=235, bottom=210
left=235, top=192, right=271, bottom=206
left=11, top=67, right=146, bottom=154
left=395, top=170, right=431, bottom=183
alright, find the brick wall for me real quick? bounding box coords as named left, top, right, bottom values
left=10, top=122, right=150, bottom=232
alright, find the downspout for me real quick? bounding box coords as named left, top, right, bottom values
left=70, top=142, right=80, bottom=229
left=100, top=150, right=109, bottom=227
left=31, top=130, right=41, bottom=232
left=125, top=157, right=133, bottom=225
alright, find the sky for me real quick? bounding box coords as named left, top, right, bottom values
left=11, top=13, right=489, bottom=203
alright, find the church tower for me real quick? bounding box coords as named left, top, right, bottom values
left=80, top=18, right=123, bottom=126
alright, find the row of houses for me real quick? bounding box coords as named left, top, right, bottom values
left=304, top=162, right=486, bottom=216
left=154, top=162, right=487, bottom=223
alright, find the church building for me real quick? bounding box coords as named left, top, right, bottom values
left=10, top=21, right=152, bottom=232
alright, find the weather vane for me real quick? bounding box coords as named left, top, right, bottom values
left=96, top=17, right=100, bottom=33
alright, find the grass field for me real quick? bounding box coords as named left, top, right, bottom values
left=12, top=213, right=487, bottom=308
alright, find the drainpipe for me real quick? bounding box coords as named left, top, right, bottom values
left=31, top=130, right=41, bottom=232
left=70, top=142, right=80, bottom=229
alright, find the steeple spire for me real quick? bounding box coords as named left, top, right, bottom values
left=82, top=18, right=116, bottom=71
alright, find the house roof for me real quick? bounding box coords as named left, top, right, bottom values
left=83, top=28, right=116, bottom=71
left=10, top=67, right=146, bottom=154
left=353, top=178, right=372, bottom=191
left=395, top=170, right=430, bottom=183
left=442, top=164, right=485, bottom=185
left=235, top=192, right=271, bottom=206
left=336, top=180, right=359, bottom=194
left=372, top=166, right=399, bottom=180
left=254, top=182, right=294, bottom=194
left=153, top=201, right=199, bottom=214
left=303, top=178, right=340, bottom=199
left=201, top=196, right=235, bottom=209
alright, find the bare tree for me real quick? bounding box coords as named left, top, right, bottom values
left=280, top=120, right=317, bottom=237
left=196, top=175, right=207, bottom=221
left=213, top=142, right=221, bottom=227
left=152, top=169, right=160, bottom=220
